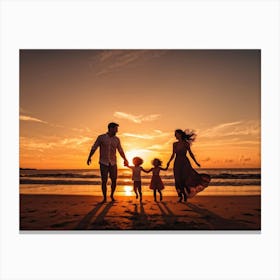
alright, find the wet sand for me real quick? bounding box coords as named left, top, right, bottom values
left=20, top=194, right=261, bottom=231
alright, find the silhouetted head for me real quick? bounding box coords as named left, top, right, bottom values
left=108, top=122, right=119, bottom=136
left=175, top=129, right=196, bottom=142
left=175, top=129, right=185, bottom=140
left=152, top=158, right=162, bottom=167
left=132, top=157, right=143, bottom=166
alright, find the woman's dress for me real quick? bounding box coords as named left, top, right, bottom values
left=173, top=142, right=210, bottom=198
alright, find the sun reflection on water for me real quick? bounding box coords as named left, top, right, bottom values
left=124, top=185, right=133, bottom=196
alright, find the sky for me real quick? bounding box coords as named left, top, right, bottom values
left=20, top=50, right=261, bottom=169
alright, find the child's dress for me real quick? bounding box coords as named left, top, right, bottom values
left=149, top=167, right=164, bottom=190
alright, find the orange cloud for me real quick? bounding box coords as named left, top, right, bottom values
left=114, top=111, right=160, bottom=123
left=20, top=115, right=48, bottom=124
left=90, top=50, right=167, bottom=76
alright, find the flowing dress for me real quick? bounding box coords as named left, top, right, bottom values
left=173, top=141, right=210, bottom=198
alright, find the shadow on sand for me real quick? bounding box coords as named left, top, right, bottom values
left=74, top=200, right=257, bottom=230
left=187, top=202, right=255, bottom=230
left=131, top=202, right=149, bottom=229
left=75, top=201, right=114, bottom=230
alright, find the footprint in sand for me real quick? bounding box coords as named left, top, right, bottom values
left=128, top=216, right=138, bottom=221
left=201, top=215, right=212, bottom=220
left=26, top=209, right=37, bottom=213
left=51, top=220, right=75, bottom=228
left=243, top=213, right=254, bottom=216
left=237, top=219, right=254, bottom=224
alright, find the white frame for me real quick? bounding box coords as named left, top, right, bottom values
left=1, top=0, right=279, bottom=279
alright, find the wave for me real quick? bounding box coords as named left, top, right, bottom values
left=20, top=173, right=100, bottom=178
left=211, top=173, right=261, bottom=179
left=20, top=179, right=261, bottom=186
left=20, top=172, right=261, bottom=180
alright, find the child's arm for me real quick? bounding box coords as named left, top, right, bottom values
left=141, top=167, right=153, bottom=173
left=124, top=162, right=133, bottom=169
left=160, top=166, right=169, bottom=171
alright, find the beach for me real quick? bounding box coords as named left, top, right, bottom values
left=20, top=194, right=261, bottom=231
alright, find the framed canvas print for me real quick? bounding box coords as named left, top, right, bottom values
left=19, top=49, right=261, bottom=231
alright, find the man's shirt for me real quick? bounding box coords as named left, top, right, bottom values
left=90, top=133, right=125, bottom=166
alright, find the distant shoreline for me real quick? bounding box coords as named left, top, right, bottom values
left=20, top=168, right=37, bottom=170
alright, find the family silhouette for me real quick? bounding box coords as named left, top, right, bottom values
left=87, top=123, right=211, bottom=203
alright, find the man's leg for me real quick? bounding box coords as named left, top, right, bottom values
left=109, top=164, right=117, bottom=201
left=100, top=164, right=109, bottom=202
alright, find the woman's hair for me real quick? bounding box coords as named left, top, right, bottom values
left=175, top=129, right=196, bottom=143
left=132, top=157, right=143, bottom=166
left=152, top=158, right=162, bottom=167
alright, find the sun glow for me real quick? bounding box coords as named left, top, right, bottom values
left=124, top=185, right=133, bottom=196
left=125, top=149, right=151, bottom=167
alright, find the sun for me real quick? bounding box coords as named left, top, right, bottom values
left=124, top=149, right=151, bottom=166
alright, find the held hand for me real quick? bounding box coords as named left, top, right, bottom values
left=197, top=163, right=201, bottom=168
left=87, top=158, right=91, bottom=166
left=124, top=159, right=129, bottom=167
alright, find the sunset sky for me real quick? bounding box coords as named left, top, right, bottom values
left=20, top=50, right=261, bottom=169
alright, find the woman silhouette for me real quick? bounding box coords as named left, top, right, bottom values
left=167, top=129, right=211, bottom=202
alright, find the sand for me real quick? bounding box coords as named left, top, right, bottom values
left=20, top=194, right=261, bottom=231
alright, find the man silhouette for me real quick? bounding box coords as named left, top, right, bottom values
left=87, top=122, right=128, bottom=202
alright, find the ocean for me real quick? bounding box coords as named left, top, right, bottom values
left=20, top=168, right=261, bottom=196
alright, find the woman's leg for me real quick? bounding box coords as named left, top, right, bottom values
left=174, top=163, right=188, bottom=201
left=153, top=189, right=157, bottom=201
left=181, top=187, right=187, bottom=202
left=174, top=168, right=183, bottom=198
left=175, top=182, right=182, bottom=197
left=175, top=181, right=183, bottom=202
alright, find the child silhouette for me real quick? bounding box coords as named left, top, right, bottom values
left=146, top=158, right=168, bottom=202
left=125, top=157, right=147, bottom=201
